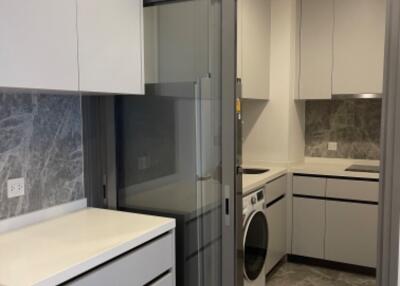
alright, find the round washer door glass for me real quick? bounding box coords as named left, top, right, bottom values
left=244, top=211, right=268, bottom=281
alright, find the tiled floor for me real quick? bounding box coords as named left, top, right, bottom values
left=266, top=262, right=376, bottom=286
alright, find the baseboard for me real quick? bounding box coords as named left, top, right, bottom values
left=287, top=254, right=376, bottom=276
left=266, top=255, right=288, bottom=281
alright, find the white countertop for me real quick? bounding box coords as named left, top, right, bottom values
left=242, top=166, right=287, bottom=195
left=243, top=158, right=380, bottom=195
left=0, top=208, right=175, bottom=286
left=290, top=157, right=380, bottom=180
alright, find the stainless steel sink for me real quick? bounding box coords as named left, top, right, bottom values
left=242, top=168, right=270, bottom=175
left=345, top=164, right=380, bottom=173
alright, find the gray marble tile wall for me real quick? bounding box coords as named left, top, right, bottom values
left=305, top=99, right=382, bottom=160
left=0, top=92, right=84, bottom=220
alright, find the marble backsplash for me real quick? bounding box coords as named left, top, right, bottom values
left=305, top=99, right=382, bottom=160
left=0, top=92, right=84, bottom=220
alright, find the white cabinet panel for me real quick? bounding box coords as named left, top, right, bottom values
left=325, top=201, right=378, bottom=267
left=157, top=0, right=209, bottom=83
left=150, top=272, right=174, bottom=286
left=265, top=197, right=287, bottom=274
left=326, top=179, right=379, bottom=202
left=333, top=0, right=386, bottom=94
left=68, top=233, right=174, bottom=286
left=0, top=0, right=78, bottom=91
left=266, top=175, right=287, bottom=204
left=293, top=176, right=326, bottom=197
left=77, top=0, right=144, bottom=94
left=292, top=197, right=325, bottom=259
left=298, top=0, right=333, bottom=99
left=238, top=0, right=270, bottom=99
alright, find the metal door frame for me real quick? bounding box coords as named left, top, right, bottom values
left=377, top=0, right=400, bottom=284
left=221, top=0, right=241, bottom=285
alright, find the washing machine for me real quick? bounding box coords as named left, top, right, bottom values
left=243, top=188, right=269, bottom=286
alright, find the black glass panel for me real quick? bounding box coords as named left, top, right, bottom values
left=244, top=211, right=268, bottom=281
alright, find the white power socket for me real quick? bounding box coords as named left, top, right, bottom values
left=7, top=177, right=25, bottom=198
left=328, top=142, right=338, bottom=151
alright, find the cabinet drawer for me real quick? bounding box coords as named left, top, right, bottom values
left=68, top=232, right=174, bottom=286
left=266, top=175, right=287, bottom=204
left=326, top=179, right=379, bottom=202
left=150, top=272, right=174, bottom=286
left=293, top=176, right=326, bottom=197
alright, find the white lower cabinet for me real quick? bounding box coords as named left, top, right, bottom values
left=292, top=197, right=325, bottom=259
left=325, top=201, right=378, bottom=267
left=265, top=175, right=287, bottom=273
left=291, top=175, right=379, bottom=268
left=265, top=196, right=286, bottom=273
left=68, top=232, right=175, bottom=286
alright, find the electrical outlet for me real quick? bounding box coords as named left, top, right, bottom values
left=137, top=156, right=151, bottom=170
left=328, top=142, right=338, bottom=151
left=7, top=177, right=25, bottom=198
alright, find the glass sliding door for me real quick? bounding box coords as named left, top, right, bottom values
left=115, top=0, right=238, bottom=285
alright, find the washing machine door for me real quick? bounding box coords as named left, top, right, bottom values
left=243, top=210, right=269, bottom=281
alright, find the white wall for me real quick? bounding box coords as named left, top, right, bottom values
left=242, top=0, right=305, bottom=165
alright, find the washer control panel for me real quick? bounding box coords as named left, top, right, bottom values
left=243, top=188, right=265, bottom=210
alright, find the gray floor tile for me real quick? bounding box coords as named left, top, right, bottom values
left=266, top=263, right=376, bottom=286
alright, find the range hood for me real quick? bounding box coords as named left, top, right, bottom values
left=331, top=93, right=382, bottom=100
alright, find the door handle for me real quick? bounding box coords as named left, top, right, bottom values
left=197, top=175, right=212, bottom=181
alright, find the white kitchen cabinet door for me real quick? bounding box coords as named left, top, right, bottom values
left=298, top=0, right=333, bottom=100
left=239, top=0, right=270, bottom=99
left=77, top=0, right=144, bottom=94
left=325, top=201, right=378, bottom=267
left=156, top=0, right=209, bottom=83
left=0, top=0, right=79, bottom=91
left=265, top=197, right=287, bottom=274
left=332, top=0, right=386, bottom=95
left=292, top=197, right=325, bottom=259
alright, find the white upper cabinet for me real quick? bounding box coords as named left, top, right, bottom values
left=156, top=0, right=209, bottom=83
left=237, top=0, right=270, bottom=100
left=332, top=0, right=386, bottom=95
left=0, top=0, right=79, bottom=91
left=298, top=0, right=386, bottom=99
left=77, top=0, right=144, bottom=94
left=298, top=0, right=333, bottom=100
